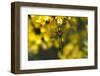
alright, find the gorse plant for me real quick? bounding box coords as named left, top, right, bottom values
left=28, top=15, right=88, bottom=60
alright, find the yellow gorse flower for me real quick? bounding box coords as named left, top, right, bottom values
left=28, top=15, right=88, bottom=60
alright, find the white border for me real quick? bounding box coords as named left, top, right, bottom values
left=20, top=6, right=95, bottom=70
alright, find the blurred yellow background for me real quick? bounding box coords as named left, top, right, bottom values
left=28, top=15, right=88, bottom=60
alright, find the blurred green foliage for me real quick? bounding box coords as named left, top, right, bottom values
left=28, top=15, right=88, bottom=60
